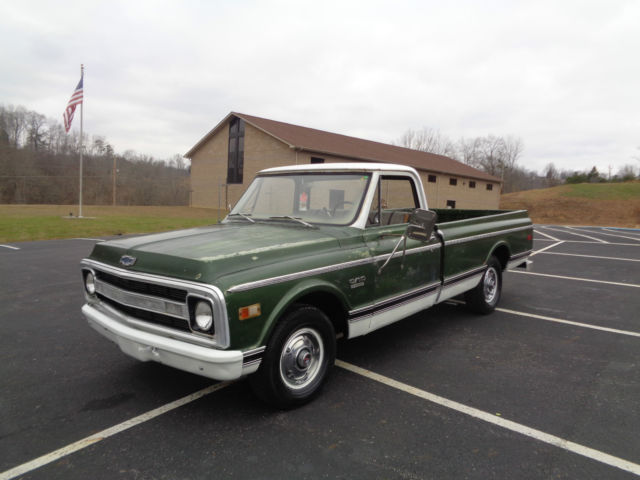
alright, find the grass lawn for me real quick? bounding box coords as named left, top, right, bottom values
left=0, top=205, right=224, bottom=243
left=500, top=181, right=640, bottom=228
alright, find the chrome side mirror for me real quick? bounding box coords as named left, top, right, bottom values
left=406, top=209, right=437, bottom=242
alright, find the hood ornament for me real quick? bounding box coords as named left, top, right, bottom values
left=119, top=255, right=137, bottom=267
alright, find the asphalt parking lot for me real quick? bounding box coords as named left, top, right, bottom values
left=1, top=225, right=639, bottom=479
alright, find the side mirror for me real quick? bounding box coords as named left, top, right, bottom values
left=406, top=209, right=437, bottom=242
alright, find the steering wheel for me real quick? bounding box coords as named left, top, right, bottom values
left=330, top=201, right=353, bottom=216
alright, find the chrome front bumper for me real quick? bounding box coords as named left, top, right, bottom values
left=82, top=303, right=256, bottom=381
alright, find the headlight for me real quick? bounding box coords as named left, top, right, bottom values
left=84, top=271, right=96, bottom=295
left=194, top=300, right=213, bottom=332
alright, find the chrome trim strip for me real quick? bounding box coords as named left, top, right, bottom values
left=436, top=210, right=529, bottom=226
left=443, top=225, right=532, bottom=246
left=348, top=281, right=441, bottom=318
left=509, top=249, right=533, bottom=261
left=442, top=265, right=487, bottom=286
left=242, top=346, right=266, bottom=361
left=228, top=256, right=374, bottom=293
left=228, top=243, right=441, bottom=293
left=81, top=259, right=231, bottom=349
left=436, top=273, right=485, bottom=304
left=507, top=250, right=533, bottom=271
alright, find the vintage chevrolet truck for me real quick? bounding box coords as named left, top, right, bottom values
left=81, top=163, right=533, bottom=407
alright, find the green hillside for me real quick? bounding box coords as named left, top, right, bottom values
left=500, top=182, right=640, bottom=227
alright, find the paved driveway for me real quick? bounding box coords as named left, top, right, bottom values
left=1, top=226, right=639, bottom=479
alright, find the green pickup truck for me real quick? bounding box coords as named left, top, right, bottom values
left=81, top=163, right=532, bottom=407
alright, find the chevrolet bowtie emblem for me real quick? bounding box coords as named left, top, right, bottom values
left=119, top=255, right=137, bottom=267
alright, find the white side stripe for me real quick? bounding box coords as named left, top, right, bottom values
left=336, top=360, right=640, bottom=476
left=0, top=382, right=231, bottom=480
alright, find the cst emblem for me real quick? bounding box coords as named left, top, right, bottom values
left=349, top=276, right=366, bottom=289
left=119, top=255, right=137, bottom=267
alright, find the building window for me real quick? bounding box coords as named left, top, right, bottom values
left=486, top=183, right=493, bottom=191
left=449, top=178, right=457, bottom=186
left=469, top=181, right=476, bottom=188
left=310, top=157, right=325, bottom=164
left=227, top=118, right=245, bottom=184
left=428, top=175, right=437, bottom=183
left=446, top=200, right=456, bottom=208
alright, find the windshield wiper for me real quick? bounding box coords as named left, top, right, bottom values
left=268, top=216, right=314, bottom=228
left=227, top=212, right=255, bottom=223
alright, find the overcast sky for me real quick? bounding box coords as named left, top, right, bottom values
left=1, top=0, right=638, bottom=175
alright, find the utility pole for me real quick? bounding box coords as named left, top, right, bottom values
left=112, top=155, right=117, bottom=206
left=78, top=64, right=84, bottom=217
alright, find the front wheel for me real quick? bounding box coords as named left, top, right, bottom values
left=249, top=305, right=335, bottom=409
left=464, top=256, right=502, bottom=314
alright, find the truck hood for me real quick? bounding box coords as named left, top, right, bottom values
left=88, top=222, right=344, bottom=283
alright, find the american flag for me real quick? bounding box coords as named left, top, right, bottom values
left=63, top=75, right=83, bottom=133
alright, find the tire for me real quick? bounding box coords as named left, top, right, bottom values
left=249, top=305, right=336, bottom=409
left=464, top=255, right=502, bottom=314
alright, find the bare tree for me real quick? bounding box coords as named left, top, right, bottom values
left=26, top=111, right=48, bottom=151
left=543, top=162, right=561, bottom=187
left=616, top=164, right=638, bottom=181
left=394, top=127, right=456, bottom=157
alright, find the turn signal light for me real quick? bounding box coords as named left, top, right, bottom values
left=239, top=303, right=261, bottom=321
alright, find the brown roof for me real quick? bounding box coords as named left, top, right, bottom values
left=185, top=112, right=501, bottom=183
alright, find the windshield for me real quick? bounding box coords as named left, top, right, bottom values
left=227, top=172, right=371, bottom=226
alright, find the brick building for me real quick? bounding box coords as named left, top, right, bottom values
left=185, top=112, right=502, bottom=210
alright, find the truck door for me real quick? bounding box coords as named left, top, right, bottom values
left=360, top=175, right=441, bottom=333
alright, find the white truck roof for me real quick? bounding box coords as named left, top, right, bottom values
left=260, top=162, right=419, bottom=175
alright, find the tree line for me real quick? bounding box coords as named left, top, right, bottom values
left=0, top=104, right=190, bottom=205
left=395, top=127, right=639, bottom=192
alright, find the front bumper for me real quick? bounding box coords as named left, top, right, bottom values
left=82, top=303, right=255, bottom=381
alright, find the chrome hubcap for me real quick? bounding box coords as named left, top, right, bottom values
left=484, top=267, right=498, bottom=304
left=280, top=328, right=324, bottom=390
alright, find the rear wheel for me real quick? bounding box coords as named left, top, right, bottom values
left=249, top=305, right=335, bottom=409
left=464, top=255, right=502, bottom=314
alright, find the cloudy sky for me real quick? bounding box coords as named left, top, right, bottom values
left=1, top=0, right=638, bottom=175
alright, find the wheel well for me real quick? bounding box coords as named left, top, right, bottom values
left=286, top=291, right=348, bottom=337
left=491, top=245, right=510, bottom=270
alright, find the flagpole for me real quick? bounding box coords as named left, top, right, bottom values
left=78, top=64, right=84, bottom=218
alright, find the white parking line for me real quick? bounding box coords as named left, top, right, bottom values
left=542, top=226, right=609, bottom=243
left=533, top=239, right=640, bottom=246
left=539, top=252, right=640, bottom=263
left=603, top=227, right=640, bottom=237
left=530, top=241, right=564, bottom=256
left=496, top=307, right=640, bottom=338
left=73, top=238, right=105, bottom=242
left=568, top=228, right=640, bottom=242
left=336, top=360, right=640, bottom=476
left=509, top=270, right=640, bottom=288
left=0, top=245, right=20, bottom=250
left=534, top=229, right=560, bottom=241
left=0, top=382, right=232, bottom=480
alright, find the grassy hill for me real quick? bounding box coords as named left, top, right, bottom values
left=500, top=182, right=640, bottom=228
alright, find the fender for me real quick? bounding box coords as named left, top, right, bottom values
left=256, top=278, right=351, bottom=347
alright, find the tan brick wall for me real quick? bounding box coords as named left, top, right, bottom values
left=190, top=123, right=297, bottom=209
left=419, top=172, right=501, bottom=210
left=189, top=121, right=501, bottom=211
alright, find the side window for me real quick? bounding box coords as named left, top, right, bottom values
left=368, top=176, right=419, bottom=226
